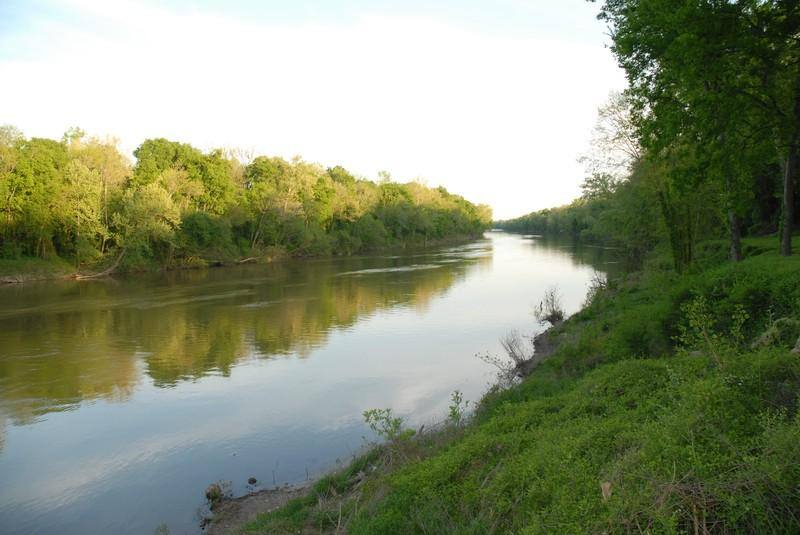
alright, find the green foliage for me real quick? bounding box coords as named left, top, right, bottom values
left=179, top=212, right=235, bottom=258
left=363, top=408, right=408, bottom=443
left=499, top=0, right=800, bottom=267
left=0, top=129, right=491, bottom=273
left=595, top=0, right=800, bottom=257
left=112, top=182, right=180, bottom=263
left=751, top=317, right=800, bottom=351
left=447, top=390, right=470, bottom=427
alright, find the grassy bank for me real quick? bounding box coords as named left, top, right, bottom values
left=0, top=233, right=482, bottom=283
left=0, top=256, right=75, bottom=282
left=232, top=236, right=800, bottom=534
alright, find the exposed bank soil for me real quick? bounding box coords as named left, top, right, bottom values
left=204, top=483, right=312, bottom=535
left=515, top=321, right=569, bottom=377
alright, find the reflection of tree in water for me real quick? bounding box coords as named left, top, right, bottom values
left=0, top=247, right=490, bottom=424
left=0, top=299, right=139, bottom=425
left=143, top=253, right=489, bottom=384
left=521, top=235, right=622, bottom=276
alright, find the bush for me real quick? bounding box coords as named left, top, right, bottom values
left=180, top=212, right=232, bottom=251
left=533, top=285, right=565, bottom=326
left=0, top=241, right=23, bottom=259
left=330, top=229, right=362, bottom=255
left=353, top=215, right=388, bottom=250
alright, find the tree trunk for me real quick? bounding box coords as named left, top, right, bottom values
left=685, top=205, right=694, bottom=266
left=72, top=250, right=125, bottom=280
left=722, top=162, right=741, bottom=262
left=782, top=75, right=800, bottom=256
left=781, top=142, right=797, bottom=256
left=250, top=212, right=265, bottom=250
left=728, top=209, right=742, bottom=261
left=658, top=189, right=690, bottom=272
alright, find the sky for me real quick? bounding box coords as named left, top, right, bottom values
left=0, top=0, right=625, bottom=220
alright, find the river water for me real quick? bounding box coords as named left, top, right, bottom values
left=0, top=231, right=617, bottom=534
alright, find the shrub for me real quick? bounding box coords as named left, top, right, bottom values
left=179, top=211, right=234, bottom=257
left=533, top=285, right=565, bottom=325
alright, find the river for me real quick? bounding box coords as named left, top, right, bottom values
left=0, top=231, right=618, bottom=534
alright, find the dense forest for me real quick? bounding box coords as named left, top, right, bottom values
left=498, top=1, right=799, bottom=270
left=0, top=128, right=491, bottom=273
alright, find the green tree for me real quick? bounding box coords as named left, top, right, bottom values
left=112, top=182, right=180, bottom=262
left=133, top=139, right=234, bottom=214
left=595, top=0, right=800, bottom=257
left=59, top=160, right=104, bottom=265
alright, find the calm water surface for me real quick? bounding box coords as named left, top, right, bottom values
left=0, top=232, right=617, bottom=534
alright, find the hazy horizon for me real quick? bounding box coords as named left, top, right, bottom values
left=0, top=0, right=625, bottom=219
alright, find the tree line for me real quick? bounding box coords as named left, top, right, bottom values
left=0, top=127, right=491, bottom=270
left=499, top=0, right=800, bottom=271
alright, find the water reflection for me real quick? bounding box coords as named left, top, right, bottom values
left=0, top=233, right=616, bottom=534
left=518, top=234, right=622, bottom=272
left=0, top=243, right=491, bottom=426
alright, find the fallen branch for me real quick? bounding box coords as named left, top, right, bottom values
left=70, top=250, right=125, bottom=280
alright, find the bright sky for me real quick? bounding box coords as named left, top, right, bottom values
left=0, top=0, right=625, bottom=219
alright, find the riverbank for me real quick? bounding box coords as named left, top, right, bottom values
left=0, top=234, right=482, bottom=284
left=201, top=324, right=570, bottom=534
left=203, top=483, right=312, bottom=535
left=0, top=256, right=76, bottom=283
left=209, top=235, right=800, bottom=534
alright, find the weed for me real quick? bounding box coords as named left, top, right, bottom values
left=533, top=285, right=565, bottom=325
left=447, top=390, right=470, bottom=426
left=204, top=480, right=232, bottom=510
left=478, top=330, right=536, bottom=386
left=583, top=270, right=609, bottom=307
left=363, top=408, right=407, bottom=442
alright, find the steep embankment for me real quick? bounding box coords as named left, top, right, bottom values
left=228, top=237, right=800, bottom=534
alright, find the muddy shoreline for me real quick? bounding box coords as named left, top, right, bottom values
left=203, top=482, right=313, bottom=535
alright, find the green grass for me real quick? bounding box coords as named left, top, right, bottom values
left=245, top=241, right=800, bottom=534
left=242, top=451, right=382, bottom=533
left=0, top=256, right=74, bottom=280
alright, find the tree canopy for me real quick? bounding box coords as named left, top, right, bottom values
left=500, top=1, right=799, bottom=269
left=0, top=130, right=491, bottom=269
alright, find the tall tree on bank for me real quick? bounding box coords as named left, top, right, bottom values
left=593, top=0, right=799, bottom=258
left=579, top=90, right=642, bottom=200
left=765, top=1, right=800, bottom=256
